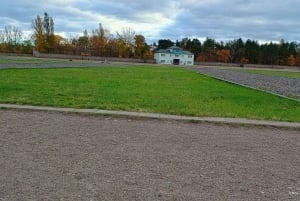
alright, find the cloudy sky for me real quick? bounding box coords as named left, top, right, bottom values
left=1, top=0, right=300, bottom=43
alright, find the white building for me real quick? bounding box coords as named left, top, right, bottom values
left=154, top=46, right=194, bottom=65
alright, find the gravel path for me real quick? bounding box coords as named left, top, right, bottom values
left=193, top=67, right=300, bottom=99
left=1, top=109, right=300, bottom=200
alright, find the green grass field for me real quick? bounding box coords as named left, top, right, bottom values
left=0, top=66, right=299, bottom=122
left=233, top=68, right=300, bottom=78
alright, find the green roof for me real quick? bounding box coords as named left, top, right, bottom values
left=156, top=46, right=194, bottom=55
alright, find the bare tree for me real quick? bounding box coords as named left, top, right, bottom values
left=117, top=27, right=135, bottom=47
left=116, top=27, right=136, bottom=57
left=12, top=26, right=22, bottom=45
left=0, top=30, right=4, bottom=44
left=4, top=26, right=13, bottom=44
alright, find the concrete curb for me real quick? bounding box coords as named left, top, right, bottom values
left=1, top=104, right=299, bottom=129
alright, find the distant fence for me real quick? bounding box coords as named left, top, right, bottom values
left=2, top=51, right=299, bottom=70
left=195, top=61, right=300, bottom=70
left=32, top=50, right=156, bottom=64
left=0, top=53, right=32, bottom=57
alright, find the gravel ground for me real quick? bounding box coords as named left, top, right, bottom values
left=1, top=109, right=300, bottom=201
left=193, top=67, right=300, bottom=99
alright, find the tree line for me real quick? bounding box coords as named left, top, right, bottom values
left=158, top=38, right=300, bottom=66
left=0, top=25, right=33, bottom=54
left=0, top=12, right=300, bottom=66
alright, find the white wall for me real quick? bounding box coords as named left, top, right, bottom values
left=154, top=53, right=194, bottom=65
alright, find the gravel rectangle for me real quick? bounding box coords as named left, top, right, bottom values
left=195, top=67, right=300, bottom=100
left=1, top=110, right=299, bottom=200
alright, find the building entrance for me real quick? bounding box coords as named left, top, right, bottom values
left=173, top=59, right=180, bottom=65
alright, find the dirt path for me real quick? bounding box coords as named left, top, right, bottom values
left=0, top=109, right=299, bottom=200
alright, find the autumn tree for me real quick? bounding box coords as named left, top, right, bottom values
left=134, top=34, right=145, bottom=58
left=287, top=54, right=296, bottom=66
left=216, top=49, right=230, bottom=63
left=296, top=50, right=300, bottom=66
left=117, top=38, right=130, bottom=58
left=91, top=23, right=108, bottom=56
left=32, top=15, right=44, bottom=52
left=105, top=39, right=119, bottom=57
left=240, top=57, right=249, bottom=64
left=32, top=12, right=55, bottom=52
left=78, top=33, right=90, bottom=49
left=143, top=48, right=153, bottom=59
left=117, top=27, right=135, bottom=57
left=196, top=54, right=208, bottom=62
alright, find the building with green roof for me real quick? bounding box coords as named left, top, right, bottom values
left=154, top=46, right=194, bottom=65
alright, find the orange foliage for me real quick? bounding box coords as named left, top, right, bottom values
left=287, top=54, right=296, bottom=66
left=143, top=50, right=153, bottom=59
left=296, top=51, right=300, bottom=66
left=240, top=57, right=249, bottom=64
left=216, top=49, right=230, bottom=63
left=196, top=54, right=208, bottom=62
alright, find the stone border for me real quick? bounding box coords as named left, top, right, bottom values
left=0, top=104, right=299, bottom=129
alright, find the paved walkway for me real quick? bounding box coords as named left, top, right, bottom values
left=1, top=104, right=299, bottom=129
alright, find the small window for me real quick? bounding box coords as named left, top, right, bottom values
left=161, top=54, right=165, bottom=56
left=160, top=60, right=165, bottom=63
left=188, top=55, right=193, bottom=58
left=175, top=55, right=179, bottom=57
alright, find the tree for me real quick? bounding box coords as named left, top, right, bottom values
left=117, top=27, right=135, bottom=47
left=216, top=49, right=230, bottom=63
left=0, top=30, right=4, bottom=44
left=287, top=54, right=296, bottom=66
left=278, top=39, right=289, bottom=65
left=117, top=27, right=135, bottom=57
left=4, top=26, right=13, bottom=44
left=43, top=12, right=55, bottom=51
left=296, top=49, right=300, bottom=66
left=134, top=34, right=145, bottom=58
left=225, top=38, right=245, bottom=63
left=32, top=15, right=45, bottom=52
left=157, top=39, right=174, bottom=49
left=91, top=23, right=108, bottom=56
left=190, top=38, right=202, bottom=59
left=32, top=12, right=55, bottom=52
left=12, top=26, right=22, bottom=45
left=245, top=39, right=259, bottom=64
left=202, top=38, right=216, bottom=62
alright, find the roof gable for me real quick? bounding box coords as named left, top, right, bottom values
left=155, top=46, right=194, bottom=55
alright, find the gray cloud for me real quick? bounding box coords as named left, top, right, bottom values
left=0, top=0, right=299, bottom=43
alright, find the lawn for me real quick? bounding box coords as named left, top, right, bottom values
left=0, top=66, right=299, bottom=122
left=233, top=68, right=300, bottom=78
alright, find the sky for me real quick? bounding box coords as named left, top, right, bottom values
left=1, top=0, right=300, bottom=44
